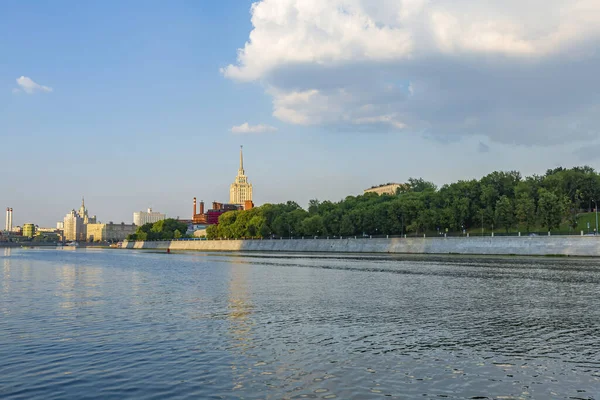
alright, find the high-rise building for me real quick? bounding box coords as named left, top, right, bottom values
left=229, top=146, right=253, bottom=205
left=78, top=197, right=97, bottom=224
left=133, top=208, right=165, bottom=226
left=61, top=197, right=100, bottom=242
left=63, top=210, right=85, bottom=241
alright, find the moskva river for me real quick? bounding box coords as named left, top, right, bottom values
left=1, top=248, right=599, bottom=399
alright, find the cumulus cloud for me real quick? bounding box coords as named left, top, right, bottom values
left=231, top=122, right=278, bottom=134
left=223, top=0, right=600, bottom=145
left=13, top=76, right=53, bottom=94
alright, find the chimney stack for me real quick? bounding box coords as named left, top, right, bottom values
left=193, top=197, right=197, bottom=217
left=8, top=208, right=13, bottom=232
left=5, top=208, right=9, bottom=231
left=200, top=200, right=205, bottom=215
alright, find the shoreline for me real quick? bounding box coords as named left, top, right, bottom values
left=120, top=236, right=600, bottom=257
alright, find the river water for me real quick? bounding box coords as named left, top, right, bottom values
left=1, top=248, right=599, bottom=399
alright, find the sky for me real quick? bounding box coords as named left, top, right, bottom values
left=2, top=0, right=600, bottom=227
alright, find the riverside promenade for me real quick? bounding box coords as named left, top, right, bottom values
left=122, top=235, right=600, bottom=257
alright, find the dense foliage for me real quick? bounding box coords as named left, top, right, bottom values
left=128, top=218, right=188, bottom=241
left=207, top=167, right=600, bottom=239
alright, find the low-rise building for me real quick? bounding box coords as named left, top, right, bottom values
left=22, top=223, right=36, bottom=238
left=364, top=183, right=408, bottom=196
left=87, top=222, right=137, bottom=242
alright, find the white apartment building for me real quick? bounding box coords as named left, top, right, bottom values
left=133, top=208, right=166, bottom=226
left=63, top=210, right=85, bottom=241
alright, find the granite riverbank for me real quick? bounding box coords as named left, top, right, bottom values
left=121, top=235, right=600, bottom=257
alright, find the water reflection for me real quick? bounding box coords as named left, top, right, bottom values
left=227, top=259, right=256, bottom=393
left=2, top=247, right=11, bottom=303
left=56, top=263, right=104, bottom=310
left=2, top=250, right=600, bottom=399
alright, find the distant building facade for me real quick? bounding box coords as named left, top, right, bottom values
left=87, top=223, right=137, bottom=242
left=22, top=223, right=36, bottom=238
left=230, top=146, right=253, bottom=205
left=62, top=197, right=102, bottom=241
left=189, top=147, right=254, bottom=229
left=192, top=200, right=253, bottom=226
left=56, top=221, right=64, bottom=230
left=133, top=208, right=165, bottom=226
left=78, top=198, right=97, bottom=224
left=63, top=210, right=85, bottom=241
left=364, top=183, right=408, bottom=196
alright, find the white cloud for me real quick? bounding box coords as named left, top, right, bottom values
left=13, top=76, right=53, bottom=94
left=223, top=0, right=600, bottom=145
left=231, top=123, right=278, bottom=134
left=353, top=115, right=405, bottom=129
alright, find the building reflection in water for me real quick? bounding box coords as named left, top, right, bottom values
left=2, top=247, right=11, bottom=297
left=225, top=257, right=320, bottom=398
left=227, top=258, right=256, bottom=392
left=56, top=263, right=104, bottom=310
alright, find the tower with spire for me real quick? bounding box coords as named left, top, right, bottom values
left=76, top=196, right=96, bottom=224
left=230, top=146, right=253, bottom=205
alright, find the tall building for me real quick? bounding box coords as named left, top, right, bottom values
left=5, top=207, right=13, bottom=232
left=230, top=146, right=253, bottom=205
left=61, top=197, right=96, bottom=241
left=78, top=197, right=97, bottom=224
left=63, top=210, right=85, bottom=241
left=133, top=208, right=165, bottom=226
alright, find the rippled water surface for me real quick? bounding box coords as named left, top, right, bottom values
left=1, top=247, right=600, bottom=399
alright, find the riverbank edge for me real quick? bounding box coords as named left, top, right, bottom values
left=120, top=236, right=600, bottom=257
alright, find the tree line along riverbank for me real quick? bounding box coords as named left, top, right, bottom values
left=206, top=166, right=600, bottom=240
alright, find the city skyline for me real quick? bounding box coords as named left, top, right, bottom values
left=2, top=1, right=600, bottom=227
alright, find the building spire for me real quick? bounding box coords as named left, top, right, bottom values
left=81, top=196, right=85, bottom=209
left=239, top=145, right=244, bottom=174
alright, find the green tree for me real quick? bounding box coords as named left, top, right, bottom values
left=537, top=189, right=562, bottom=231
left=408, top=177, right=437, bottom=192
left=495, top=196, right=515, bottom=233
left=300, top=215, right=326, bottom=236
left=515, top=193, right=536, bottom=232
left=339, top=214, right=355, bottom=236
left=206, top=225, right=219, bottom=239
left=196, top=166, right=600, bottom=239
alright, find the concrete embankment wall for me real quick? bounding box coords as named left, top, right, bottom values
left=0, top=242, right=21, bottom=248
left=122, top=236, right=600, bottom=257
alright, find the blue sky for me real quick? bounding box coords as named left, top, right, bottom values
left=2, top=1, right=599, bottom=226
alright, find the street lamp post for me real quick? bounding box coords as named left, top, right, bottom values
left=593, top=200, right=599, bottom=235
